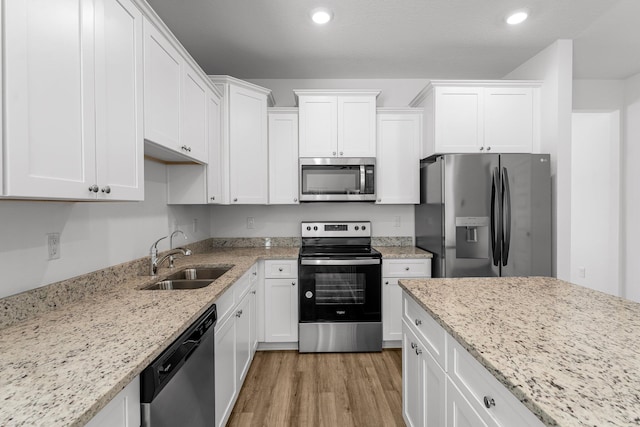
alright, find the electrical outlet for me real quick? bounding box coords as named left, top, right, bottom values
left=247, top=217, right=255, bottom=229
left=192, top=218, right=198, bottom=234
left=578, top=267, right=586, bottom=278
left=47, top=233, right=60, bottom=260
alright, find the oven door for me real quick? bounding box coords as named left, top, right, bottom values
left=299, top=258, right=381, bottom=322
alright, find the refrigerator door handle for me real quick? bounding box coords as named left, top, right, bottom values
left=502, top=167, right=512, bottom=266
left=490, top=167, right=501, bottom=266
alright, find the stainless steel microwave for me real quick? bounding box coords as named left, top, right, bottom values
left=299, top=158, right=376, bottom=202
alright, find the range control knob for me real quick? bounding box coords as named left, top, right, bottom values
left=306, top=226, right=311, bottom=231
left=354, top=226, right=359, bottom=231
left=305, top=291, right=313, bottom=299
left=362, top=226, right=366, bottom=231
left=313, top=226, right=318, bottom=231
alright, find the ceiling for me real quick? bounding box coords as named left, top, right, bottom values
left=146, top=0, right=640, bottom=81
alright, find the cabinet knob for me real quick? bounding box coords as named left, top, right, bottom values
left=385, top=281, right=389, bottom=285
left=377, top=199, right=382, bottom=203
left=415, top=319, right=422, bottom=326
left=89, top=185, right=99, bottom=193
left=294, top=198, right=298, bottom=202
left=405, top=267, right=410, bottom=271
left=278, top=267, right=283, bottom=272
left=292, top=282, right=296, bottom=286
left=101, top=186, right=111, bottom=194
left=181, top=145, right=192, bottom=152
left=236, top=309, right=243, bottom=318
left=479, top=147, right=484, bottom=151
left=233, top=198, right=238, bottom=202
left=339, top=151, right=343, bottom=156
left=251, top=290, right=256, bottom=295
left=415, top=348, right=422, bottom=356
left=483, top=396, right=496, bottom=409
left=486, top=146, right=491, bottom=151
left=411, top=342, right=416, bottom=349
left=211, top=196, right=215, bottom=201
left=333, top=151, right=337, bottom=156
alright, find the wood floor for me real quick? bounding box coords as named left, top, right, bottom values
left=227, top=349, right=404, bottom=427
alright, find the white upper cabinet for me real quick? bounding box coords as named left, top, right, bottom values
left=211, top=76, right=272, bottom=205
left=143, top=17, right=209, bottom=163
left=207, top=89, right=224, bottom=204
left=410, top=81, right=541, bottom=158
left=296, top=90, right=379, bottom=158
left=268, top=109, right=299, bottom=204
left=376, top=109, right=421, bottom=204
left=3, top=0, right=143, bottom=200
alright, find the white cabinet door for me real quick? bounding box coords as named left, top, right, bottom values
left=143, top=18, right=181, bottom=150
left=403, top=323, right=424, bottom=427
left=383, top=278, right=403, bottom=341
left=484, top=87, right=534, bottom=153
left=229, top=85, right=268, bottom=204
left=181, top=65, right=209, bottom=163
left=207, top=89, right=226, bottom=204
left=85, top=377, right=140, bottom=427
left=376, top=112, right=420, bottom=204
left=94, top=0, right=143, bottom=201
left=4, top=0, right=97, bottom=199
left=268, top=110, right=299, bottom=204
left=298, top=96, right=338, bottom=157
left=214, top=315, right=236, bottom=427
left=338, top=96, right=377, bottom=157
left=434, top=86, right=484, bottom=154
left=235, top=291, right=253, bottom=384
left=265, top=278, right=299, bottom=342
left=447, top=378, right=492, bottom=427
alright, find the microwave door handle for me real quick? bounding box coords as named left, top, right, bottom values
left=360, top=165, right=366, bottom=194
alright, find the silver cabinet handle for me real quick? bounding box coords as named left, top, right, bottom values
left=486, top=146, right=491, bottom=151
left=279, top=267, right=283, bottom=272
left=293, top=198, right=298, bottom=202
left=415, top=348, right=422, bottom=356
left=233, top=198, right=238, bottom=202
left=236, top=309, right=243, bottom=318
left=89, top=185, right=99, bottom=193
left=292, top=282, right=296, bottom=286
left=210, top=196, right=215, bottom=201
left=479, top=147, right=484, bottom=151
left=415, top=319, right=422, bottom=326
left=339, top=151, right=343, bottom=156
left=181, top=145, right=192, bottom=152
left=405, top=267, right=410, bottom=271
left=332, top=151, right=336, bottom=156
left=251, top=290, right=256, bottom=295
left=484, top=396, right=496, bottom=408
left=410, top=342, right=416, bottom=349
left=377, top=199, right=382, bottom=203
left=385, top=281, right=389, bottom=285
left=101, top=186, right=111, bottom=194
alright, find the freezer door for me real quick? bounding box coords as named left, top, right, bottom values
left=499, top=154, right=551, bottom=277
left=443, top=154, right=500, bottom=277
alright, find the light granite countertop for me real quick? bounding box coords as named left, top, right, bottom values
left=0, top=245, right=430, bottom=426
left=399, top=276, right=640, bottom=427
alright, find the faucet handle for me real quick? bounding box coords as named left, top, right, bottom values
left=150, top=236, right=168, bottom=255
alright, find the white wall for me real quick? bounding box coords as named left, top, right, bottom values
left=504, top=40, right=574, bottom=280
left=573, top=80, right=625, bottom=110
left=0, top=160, right=211, bottom=298
left=570, top=112, right=620, bottom=296
left=623, top=72, right=640, bottom=302
left=210, top=204, right=414, bottom=239
left=248, top=79, right=429, bottom=107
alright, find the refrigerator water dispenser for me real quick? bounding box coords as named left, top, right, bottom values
left=455, top=217, right=489, bottom=259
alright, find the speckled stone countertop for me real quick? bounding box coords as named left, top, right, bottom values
left=0, top=247, right=298, bottom=427
left=376, top=246, right=432, bottom=258
left=399, top=276, right=640, bottom=427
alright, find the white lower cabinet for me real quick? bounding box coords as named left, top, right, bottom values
left=214, top=264, right=258, bottom=427
left=402, top=291, right=544, bottom=427
left=383, top=259, right=431, bottom=343
left=263, top=260, right=298, bottom=343
left=85, top=377, right=140, bottom=427
left=402, top=320, right=446, bottom=427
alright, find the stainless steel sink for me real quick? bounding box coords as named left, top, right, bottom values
left=142, top=266, right=232, bottom=290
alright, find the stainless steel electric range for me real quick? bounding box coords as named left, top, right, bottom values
left=298, top=221, right=382, bottom=353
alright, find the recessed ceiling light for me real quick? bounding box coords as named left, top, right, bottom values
left=311, top=8, right=333, bottom=25
left=506, top=11, right=528, bottom=25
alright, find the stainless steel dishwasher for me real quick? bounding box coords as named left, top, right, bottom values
left=141, top=304, right=217, bottom=427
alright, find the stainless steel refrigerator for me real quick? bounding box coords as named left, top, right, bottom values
left=415, top=154, right=551, bottom=278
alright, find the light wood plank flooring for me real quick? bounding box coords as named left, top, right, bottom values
left=227, top=349, right=404, bottom=427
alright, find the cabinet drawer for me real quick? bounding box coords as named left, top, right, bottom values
left=383, top=259, right=431, bottom=277
left=447, top=337, right=544, bottom=427
left=264, top=260, right=297, bottom=278
left=234, top=269, right=253, bottom=303
left=403, top=292, right=446, bottom=369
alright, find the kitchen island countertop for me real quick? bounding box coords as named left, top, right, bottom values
left=400, top=276, right=640, bottom=427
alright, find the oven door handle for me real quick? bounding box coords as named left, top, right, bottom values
left=300, top=258, right=381, bottom=266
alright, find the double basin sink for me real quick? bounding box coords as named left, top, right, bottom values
left=143, top=266, right=232, bottom=290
